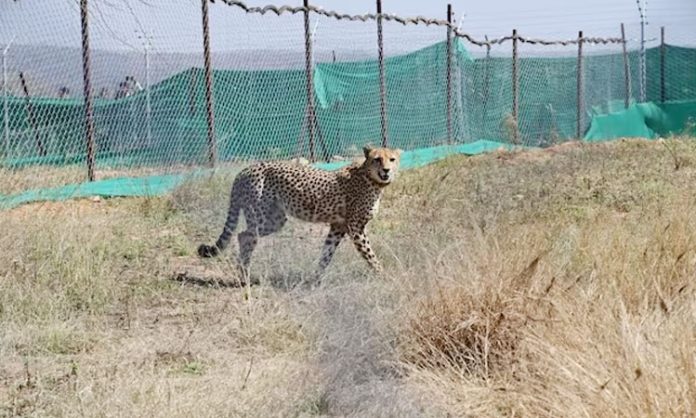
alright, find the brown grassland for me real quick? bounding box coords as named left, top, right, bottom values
left=1, top=138, right=695, bottom=417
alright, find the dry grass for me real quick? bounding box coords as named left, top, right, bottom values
left=0, top=165, right=87, bottom=195
left=0, top=160, right=243, bottom=195
left=1, top=137, right=696, bottom=417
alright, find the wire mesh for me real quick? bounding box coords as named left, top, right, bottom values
left=88, top=0, right=207, bottom=171
left=1, top=1, right=86, bottom=193
left=311, top=13, right=380, bottom=158
left=1, top=0, right=695, bottom=197
left=207, top=7, right=309, bottom=162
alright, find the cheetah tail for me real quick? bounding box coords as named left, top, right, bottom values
left=197, top=198, right=242, bottom=258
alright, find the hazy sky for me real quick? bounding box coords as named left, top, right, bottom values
left=1, top=0, right=694, bottom=55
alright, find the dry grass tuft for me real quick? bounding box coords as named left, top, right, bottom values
left=403, top=280, right=526, bottom=376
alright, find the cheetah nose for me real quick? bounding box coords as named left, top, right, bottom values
left=382, top=168, right=390, bottom=174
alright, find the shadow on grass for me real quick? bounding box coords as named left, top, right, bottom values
left=170, top=269, right=320, bottom=291
left=264, top=270, right=319, bottom=291
left=170, top=271, right=258, bottom=289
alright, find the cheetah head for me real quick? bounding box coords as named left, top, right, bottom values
left=363, top=146, right=402, bottom=185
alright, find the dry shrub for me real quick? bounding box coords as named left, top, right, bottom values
left=396, top=218, right=548, bottom=379
left=403, top=282, right=525, bottom=376
left=397, top=197, right=696, bottom=417
left=387, top=138, right=696, bottom=416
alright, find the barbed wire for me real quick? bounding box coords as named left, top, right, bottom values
left=214, top=0, right=625, bottom=46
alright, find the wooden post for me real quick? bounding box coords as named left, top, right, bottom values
left=200, top=0, right=217, bottom=166
left=660, top=26, right=666, bottom=103
left=80, top=0, right=96, bottom=180
left=576, top=31, right=584, bottom=139
left=303, top=0, right=316, bottom=162
left=620, top=23, right=630, bottom=109
left=19, top=72, right=46, bottom=157
left=511, top=29, right=519, bottom=144
left=376, top=0, right=388, bottom=147
left=446, top=3, right=453, bottom=143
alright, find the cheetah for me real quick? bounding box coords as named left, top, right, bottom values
left=197, top=146, right=402, bottom=278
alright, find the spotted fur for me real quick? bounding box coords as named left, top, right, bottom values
left=198, top=146, right=401, bottom=278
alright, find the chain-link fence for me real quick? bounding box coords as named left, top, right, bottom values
left=1, top=0, right=695, bottom=197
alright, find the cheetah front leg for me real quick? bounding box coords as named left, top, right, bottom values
left=349, top=227, right=382, bottom=273
left=316, top=223, right=347, bottom=275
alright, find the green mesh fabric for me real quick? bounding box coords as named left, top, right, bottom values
left=646, top=45, right=696, bottom=102
left=1, top=42, right=695, bottom=173
left=0, top=140, right=511, bottom=210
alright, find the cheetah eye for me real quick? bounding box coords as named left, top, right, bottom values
left=374, top=157, right=382, bottom=164
left=389, top=158, right=396, bottom=162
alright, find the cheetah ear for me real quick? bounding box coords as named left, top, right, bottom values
left=363, top=146, right=373, bottom=159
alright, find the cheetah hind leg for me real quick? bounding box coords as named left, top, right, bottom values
left=258, top=200, right=287, bottom=237
left=234, top=203, right=264, bottom=282
left=236, top=229, right=259, bottom=283
left=235, top=202, right=287, bottom=284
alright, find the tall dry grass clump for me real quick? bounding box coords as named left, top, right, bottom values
left=384, top=138, right=696, bottom=417
left=403, top=282, right=524, bottom=374
left=398, top=241, right=543, bottom=378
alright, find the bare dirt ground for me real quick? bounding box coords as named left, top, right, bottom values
left=1, top=138, right=696, bottom=417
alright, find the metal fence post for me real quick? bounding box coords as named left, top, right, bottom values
left=620, top=23, right=630, bottom=109
left=446, top=3, right=453, bottom=143
left=188, top=69, right=198, bottom=116
left=201, top=0, right=217, bottom=166
left=80, top=0, right=96, bottom=181
left=303, top=0, right=317, bottom=162
left=660, top=26, right=666, bottom=103
left=2, top=38, right=14, bottom=148
left=19, top=72, right=46, bottom=157
left=511, top=29, right=519, bottom=144
left=145, top=35, right=152, bottom=147
left=482, top=35, right=491, bottom=128
left=576, top=31, right=584, bottom=139
left=376, top=0, right=388, bottom=147
left=638, top=0, right=646, bottom=102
